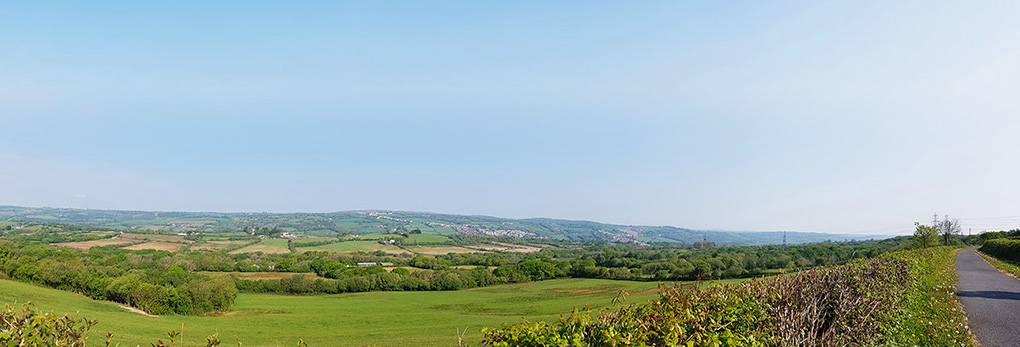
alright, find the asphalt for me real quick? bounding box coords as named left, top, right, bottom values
left=956, top=247, right=1020, bottom=347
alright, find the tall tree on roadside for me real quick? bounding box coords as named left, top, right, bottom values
left=913, top=222, right=939, bottom=249
left=937, top=215, right=962, bottom=246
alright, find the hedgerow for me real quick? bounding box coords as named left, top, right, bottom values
left=483, top=247, right=974, bottom=346
left=483, top=258, right=910, bottom=346
left=978, top=238, right=1020, bottom=262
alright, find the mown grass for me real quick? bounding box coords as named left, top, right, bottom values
left=0, top=277, right=699, bottom=346
left=405, top=233, right=452, bottom=244
left=879, top=247, right=974, bottom=347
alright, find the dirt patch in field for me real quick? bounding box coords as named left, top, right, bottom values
left=119, top=233, right=189, bottom=243
left=122, top=241, right=185, bottom=252
left=53, top=237, right=135, bottom=250
left=118, top=305, right=158, bottom=317
left=229, top=244, right=290, bottom=255
left=190, top=240, right=249, bottom=251
left=408, top=246, right=488, bottom=255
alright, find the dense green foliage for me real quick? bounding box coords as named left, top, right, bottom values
left=0, top=241, right=236, bottom=315
left=978, top=237, right=1020, bottom=262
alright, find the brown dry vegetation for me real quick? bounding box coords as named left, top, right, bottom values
left=229, top=242, right=291, bottom=255
left=52, top=237, right=134, bottom=250
left=408, top=245, right=488, bottom=255
left=190, top=240, right=250, bottom=251
left=121, top=241, right=185, bottom=252
left=476, top=242, right=543, bottom=253
left=118, top=233, right=189, bottom=243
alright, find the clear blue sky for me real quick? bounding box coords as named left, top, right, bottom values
left=2, top=1, right=1020, bottom=235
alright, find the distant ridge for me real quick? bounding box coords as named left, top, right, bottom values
left=0, top=205, right=886, bottom=246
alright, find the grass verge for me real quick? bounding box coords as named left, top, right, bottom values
left=879, top=247, right=973, bottom=347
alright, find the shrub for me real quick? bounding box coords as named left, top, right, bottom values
left=0, top=303, right=96, bottom=346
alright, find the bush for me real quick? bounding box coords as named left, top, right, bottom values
left=746, top=258, right=908, bottom=346
left=0, top=303, right=96, bottom=346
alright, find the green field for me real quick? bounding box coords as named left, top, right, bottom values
left=406, top=233, right=451, bottom=244
left=0, top=278, right=674, bottom=346
left=297, top=240, right=408, bottom=254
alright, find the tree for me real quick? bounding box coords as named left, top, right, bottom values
left=913, top=222, right=939, bottom=249
left=937, top=216, right=962, bottom=245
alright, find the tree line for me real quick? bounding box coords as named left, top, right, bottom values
left=0, top=241, right=236, bottom=315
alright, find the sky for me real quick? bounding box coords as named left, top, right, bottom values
left=2, top=1, right=1020, bottom=235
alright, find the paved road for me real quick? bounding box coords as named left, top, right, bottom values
left=956, top=247, right=1020, bottom=347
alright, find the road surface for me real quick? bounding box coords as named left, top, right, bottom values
left=956, top=247, right=1020, bottom=347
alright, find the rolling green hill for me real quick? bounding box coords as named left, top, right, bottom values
left=0, top=277, right=669, bottom=346
left=0, top=205, right=879, bottom=245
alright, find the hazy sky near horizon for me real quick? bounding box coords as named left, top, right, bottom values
left=3, top=1, right=1020, bottom=235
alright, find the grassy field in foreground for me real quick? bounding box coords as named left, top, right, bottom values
left=0, top=277, right=710, bottom=346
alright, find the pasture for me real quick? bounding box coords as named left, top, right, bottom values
left=296, top=240, right=409, bottom=254
left=229, top=239, right=291, bottom=254
left=406, top=245, right=488, bottom=255
left=52, top=236, right=134, bottom=250
left=0, top=277, right=678, bottom=346
left=122, top=241, right=186, bottom=252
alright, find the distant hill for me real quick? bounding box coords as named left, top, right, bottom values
left=0, top=205, right=883, bottom=246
